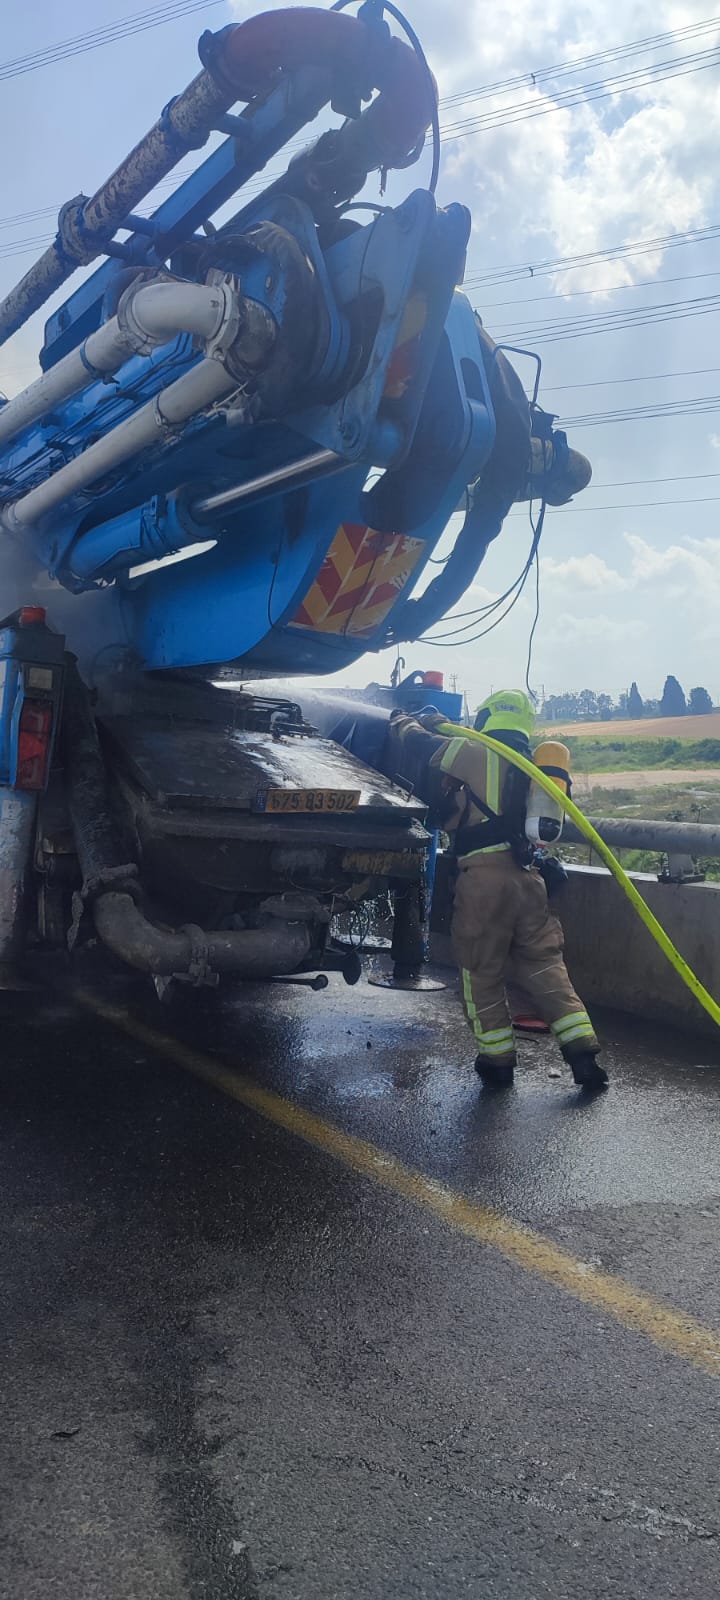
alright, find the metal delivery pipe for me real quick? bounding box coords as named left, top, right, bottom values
left=93, top=890, right=314, bottom=977
left=0, top=281, right=232, bottom=450
left=0, top=9, right=435, bottom=346
left=1, top=358, right=237, bottom=540
left=0, top=67, right=236, bottom=346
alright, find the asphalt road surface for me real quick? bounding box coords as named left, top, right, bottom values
left=1, top=959, right=720, bottom=1600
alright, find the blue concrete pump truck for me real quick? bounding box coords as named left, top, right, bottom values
left=0, top=2, right=591, bottom=997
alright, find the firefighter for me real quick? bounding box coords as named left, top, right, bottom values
left=388, top=690, right=607, bottom=1092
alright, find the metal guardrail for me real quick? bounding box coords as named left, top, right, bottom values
left=562, top=817, right=720, bottom=883
left=563, top=818, right=720, bottom=854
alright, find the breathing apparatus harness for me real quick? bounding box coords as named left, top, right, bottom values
left=451, top=728, right=534, bottom=865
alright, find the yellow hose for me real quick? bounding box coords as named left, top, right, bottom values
left=434, top=721, right=720, bottom=1030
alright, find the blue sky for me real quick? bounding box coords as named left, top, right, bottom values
left=2, top=0, right=720, bottom=706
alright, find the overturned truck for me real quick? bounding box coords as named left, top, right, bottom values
left=0, top=4, right=590, bottom=997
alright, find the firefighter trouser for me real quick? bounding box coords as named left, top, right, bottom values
left=451, top=851, right=599, bottom=1066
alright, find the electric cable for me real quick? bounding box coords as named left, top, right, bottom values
left=0, top=0, right=226, bottom=82
left=508, top=493, right=720, bottom=511
left=525, top=545, right=541, bottom=697
left=420, top=504, right=546, bottom=646
left=467, top=223, right=720, bottom=289
left=331, top=0, right=440, bottom=191
left=477, top=269, right=720, bottom=313
left=439, top=14, right=720, bottom=111
left=440, top=44, right=720, bottom=143
left=544, top=366, right=720, bottom=394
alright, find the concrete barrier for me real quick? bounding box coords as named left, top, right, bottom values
left=429, top=855, right=720, bottom=1038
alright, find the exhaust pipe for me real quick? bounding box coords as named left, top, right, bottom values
left=61, top=659, right=325, bottom=983
left=93, top=891, right=314, bottom=980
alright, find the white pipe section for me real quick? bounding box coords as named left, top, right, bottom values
left=0, top=281, right=230, bottom=450
left=117, top=281, right=231, bottom=351
left=1, top=359, right=236, bottom=537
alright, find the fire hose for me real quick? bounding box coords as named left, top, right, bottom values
left=433, top=721, right=720, bottom=1032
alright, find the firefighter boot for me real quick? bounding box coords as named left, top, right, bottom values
left=568, top=1052, right=608, bottom=1093
left=474, top=1053, right=516, bottom=1088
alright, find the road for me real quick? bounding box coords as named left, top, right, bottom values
left=1, top=961, right=720, bottom=1600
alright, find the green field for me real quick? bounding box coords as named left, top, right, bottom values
left=556, top=735, right=720, bottom=771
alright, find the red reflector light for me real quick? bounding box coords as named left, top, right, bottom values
left=422, top=671, right=444, bottom=689
left=15, top=699, right=53, bottom=791
left=18, top=606, right=46, bottom=627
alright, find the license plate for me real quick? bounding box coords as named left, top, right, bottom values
left=342, top=849, right=411, bottom=877
left=254, top=787, right=360, bottom=814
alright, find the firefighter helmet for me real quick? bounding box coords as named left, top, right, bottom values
left=474, top=690, right=535, bottom=739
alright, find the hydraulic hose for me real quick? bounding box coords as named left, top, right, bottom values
left=434, top=721, right=720, bottom=1031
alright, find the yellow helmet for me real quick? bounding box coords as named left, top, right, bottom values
left=474, top=689, right=535, bottom=739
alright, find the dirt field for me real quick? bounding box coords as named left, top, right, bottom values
left=575, top=768, right=720, bottom=792
left=543, top=712, right=720, bottom=739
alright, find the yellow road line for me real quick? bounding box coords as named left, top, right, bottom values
left=76, top=990, right=720, bottom=1379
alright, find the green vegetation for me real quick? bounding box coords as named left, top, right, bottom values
left=537, top=679, right=715, bottom=722
left=559, top=736, right=720, bottom=772
left=559, top=778, right=720, bottom=882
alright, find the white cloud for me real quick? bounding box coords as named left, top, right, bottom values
left=624, top=532, right=720, bottom=597
left=542, top=552, right=629, bottom=590
left=434, top=0, right=720, bottom=293
left=553, top=611, right=645, bottom=644
left=0, top=336, right=41, bottom=402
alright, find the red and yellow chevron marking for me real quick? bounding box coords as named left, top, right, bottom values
left=292, top=522, right=425, bottom=637
left=383, top=292, right=428, bottom=400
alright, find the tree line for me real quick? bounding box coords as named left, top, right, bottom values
left=542, top=678, right=715, bottom=723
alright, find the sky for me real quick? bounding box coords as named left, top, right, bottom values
left=1, top=0, right=720, bottom=710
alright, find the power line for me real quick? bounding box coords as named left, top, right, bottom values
left=544, top=365, right=720, bottom=392
left=0, top=168, right=198, bottom=233
left=495, top=293, right=720, bottom=345
left=3, top=3, right=716, bottom=94
left=0, top=20, right=718, bottom=254
left=466, top=223, right=720, bottom=289
left=440, top=14, right=720, bottom=109
left=0, top=0, right=225, bottom=82
left=527, top=494, right=720, bottom=510
left=441, top=43, right=720, bottom=140
left=440, top=50, right=720, bottom=153
left=562, top=394, right=720, bottom=425
left=498, top=288, right=720, bottom=334
left=477, top=268, right=720, bottom=312
left=583, top=471, right=720, bottom=488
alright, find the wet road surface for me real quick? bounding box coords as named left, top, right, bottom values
left=1, top=961, right=720, bottom=1599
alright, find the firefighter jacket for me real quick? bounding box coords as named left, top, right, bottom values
left=387, top=713, right=532, bottom=861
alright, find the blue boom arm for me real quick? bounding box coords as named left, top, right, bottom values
left=0, top=4, right=586, bottom=680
